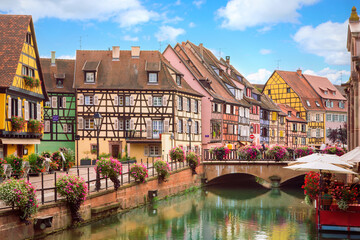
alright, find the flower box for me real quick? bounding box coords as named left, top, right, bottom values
left=11, top=116, right=26, bottom=132
left=23, top=76, right=40, bottom=88
left=27, top=119, right=44, bottom=133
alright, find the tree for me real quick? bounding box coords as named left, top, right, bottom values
left=327, top=123, right=347, bottom=147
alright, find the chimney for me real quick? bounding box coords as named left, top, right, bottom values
left=51, top=51, right=56, bottom=66
left=297, top=68, right=302, bottom=76
left=112, top=46, right=120, bottom=61
left=349, top=6, right=360, bottom=22
left=131, top=46, right=140, bottom=58
left=199, top=43, right=204, bottom=61
left=226, top=56, right=230, bottom=64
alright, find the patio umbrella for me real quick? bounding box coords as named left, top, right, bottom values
left=339, top=146, right=360, bottom=163
left=290, top=153, right=353, bottom=167
left=284, top=160, right=357, bottom=174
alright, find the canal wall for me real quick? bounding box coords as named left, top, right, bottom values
left=0, top=165, right=204, bottom=240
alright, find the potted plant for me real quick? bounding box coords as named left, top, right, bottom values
left=186, top=152, right=200, bottom=174
left=95, top=157, right=122, bottom=190
left=56, top=175, right=87, bottom=223
left=169, top=147, right=185, bottom=162
left=295, top=146, right=314, bottom=158
left=331, top=185, right=357, bottom=210
left=266, top=145, right=289, bottom=161
left=5, top=155, right=24, bottom=179
left=302, top=171, right=320, bottom=205
left=27, top=119, right=44, bottom=133
left=23, top=76, right=40, bottom=88
left=322, top=146, right=346, bottom=156
left=210, top=146, right=230, bottom=160
left=27, top=153, right=45, bottom=176
left=130, top=163, right=148, bottom=183
left=237, top=145, right=262, bottom=161
left=0, top=179, right=38, bottom=223
left=11, top=116, right=26, bottom=132
left=154, top=159, right=170, bottom=182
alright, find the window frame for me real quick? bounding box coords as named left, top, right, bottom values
left=176, top=75, right=181, bottom=86
left=84, top=95, right=94, bottom=105
left=84, top=71, right=95, bottom=83
left=84, top=118, right=94, bottom=129
left=153, top=96, right=162, bottom=107
left=148, top=72, right=158, bottom=83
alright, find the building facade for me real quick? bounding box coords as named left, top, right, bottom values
left=0, top=15, right=48, bottom=158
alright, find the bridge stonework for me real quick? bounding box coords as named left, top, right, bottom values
left=202, top=161, right=306, bottom=186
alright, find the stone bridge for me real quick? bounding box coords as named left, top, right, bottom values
left=202, top=161, right=306, bottom=188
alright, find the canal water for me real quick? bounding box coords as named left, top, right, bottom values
left=43, top=184, right=324, bottom=240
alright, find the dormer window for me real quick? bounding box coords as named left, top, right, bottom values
left=315, top=101, right=320, bottom=107
left=324, top=90, right=328, bottom=94
left=56, top=79, right=64, bottom=88
left=148, top=72, right=158, bottom=83
left=296, top=112, right=300, bottom=118
left=287, top=88, right=291, bottom=93
left=332, top=91, right=336, bottom=96
left=176, top=75, right=181, bottom=86
left=288, top=111, right=291, bottom=117
left=85, top=72, right=95, bottom=83
left=306, top=100, right=311, bottom=107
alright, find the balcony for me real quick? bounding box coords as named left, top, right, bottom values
left=239, top=117, right=249, bottom=124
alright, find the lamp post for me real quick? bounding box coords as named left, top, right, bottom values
left=188, top=118, right=192, bottom=153
left=94, top=112, right=103, bottom=191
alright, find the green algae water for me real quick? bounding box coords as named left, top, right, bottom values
left=44, top=185, right=322, bottom=240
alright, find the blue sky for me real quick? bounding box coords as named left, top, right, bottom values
left=0, top=0, right=355, bottom=84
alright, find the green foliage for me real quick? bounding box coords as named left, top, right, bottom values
left=169, top=147, right=185, bottom=162
left=5, top=155, right=24, bottom=178
left=186, top=152, right=200, bottom=170
left=11, top=116, right=26, bottom=132
left=130, top=163, right=148, bottom=183
left=41, top=151, right=51, bottom=158
left=27, top=119, right=43, bottom=133
left=154, top=159, right=170, bottom=180
left=95, top=157, right=122, bottom=178
left=61, top=148, right=75, bottom=169
left=99, top=152, right=111, bottom=159
left=27, top=153, right=45, bottom=174
left=23, top=76, right=40, bottom=88
left=0, top=158, right=6, bottom=178
left=56, top=175, right=87, bottom=204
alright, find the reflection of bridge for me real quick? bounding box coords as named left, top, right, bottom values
left=202, top=161, right=306, bottom=187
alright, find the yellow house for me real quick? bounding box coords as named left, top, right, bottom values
left=0, top=15, right=48, bottom=158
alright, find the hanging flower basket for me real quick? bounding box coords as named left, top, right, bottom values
left=27, top=119, right=44, bottom=133
left=210, top=146, right=230, bottom=160
left=130, top=163, right=148, bottom=183
left=154, top=159, right=170, bottom=182
left=186, top=152, right=200, bottom=174
left=302, top=171, right=320, bottom=202
left=266, top=145, right=289, bottom=161
left=169, top=147, right=185, bottom=162
left=95, top=157, right=122, bottom=190
left=23, top=76, right=40, bottom=88
left=11, top=116, right=26, bottom=132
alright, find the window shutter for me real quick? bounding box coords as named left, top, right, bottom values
left=8, top=96, right=11, bottom=119
left=183, top=97, right=186, bottom=111
left=78, top=94, right=84, bottom=105
left=24, top=101, right=29, bottom=120
left=37, top=103, right=41, bottom=120
left=146, top=120, right=152, bottom=138
left=183, top=120, right=187, bottom=133
left=62, top=97, right=67, bottom=108
left=52, top=96, right=57, bottom=108
left=63, top=123, right=67, bottom=133
left=176, top=118, right=180, bottom=133
left=148, top=96, right=153, bottom=106
left=113, top=95, right=119, bottom=106
left=78, top=117, right=83, bottom=130
left=18, top=99, right=22, bottom=117
left=114, top=118, right=119, bottom=130
left=191, top=99, right=195, bottom=112
left=164, top=119, right=169, bottom=132
left=192, top=121, right=195, bottom=133
left=130, top=118, right=134, bottom=129
left=130, top=95, right=134, bottom=106
left=320, top=114, right=323, bottom=122
left=45, top=120, right=50, bottom=132
left=162, top=95, right=168, bottom=106
left=144, top=146, right=149, bottom=156
left=320, top=129, right=324, bottom=138
left=198, top=100, right=201, bottom=113
left=94, top=95, right=99, bottom=105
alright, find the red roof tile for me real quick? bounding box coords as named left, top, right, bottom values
left=303, top=74, right=346, bottom=101
left=278, top=104, right=307, bottom=122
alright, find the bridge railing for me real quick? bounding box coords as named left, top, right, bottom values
left=203, top=149, right=301, bottom=162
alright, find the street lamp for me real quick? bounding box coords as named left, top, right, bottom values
left=188, top=118, right=192, bottom=153
left=94, top=112, right=103, bottom=191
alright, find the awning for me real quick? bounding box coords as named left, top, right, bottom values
left=0, top=138, right=41, bottom=145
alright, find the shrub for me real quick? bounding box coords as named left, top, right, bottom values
left=186, top=152, right=200, bottom=174
left=99, top=152, right=111, bottom=159
left=27, top=119, right=44, bottom=133
left=331, top=185, right=357, bottom=210
left=295, top=147, right=314, bottom=157
left=95, top=157, right=122, bottom=190
left=154, top=159, right=170, bottom=181
left=49, top=161, right=59, bottom=171
left=61, top=148, right=75, bottom=170
left=210, top=146, right=230, bottom=160
left=169, top=147, right=185, bottom=162
left=27, top=153, right=45, bottom=174
left=5, top=155, right=24, bottom=178
left=51, top=151, right=62, bottom=169
left=302, top=171, right=320, bottom=201
left=0, top=158, right=7, bottom=178
left=11, top=116, right=26, bottom=132
left=238, top=146, right=262, bottom=160
left=0, top=179, right=38, bottom=223
left=266, top=145, right=289, bottom=161
left=56, top=175, right=87, bottom=223
left=130, top=163, right=148, bottom=183
left=322, top=146, right=345, bottom=156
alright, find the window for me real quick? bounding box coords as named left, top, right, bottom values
left=119, top=120, right=124, bottom=130
left=280, top=116, right=284, bottom=124
left=91, top=145, right=97, bottom=153
left=287, top=88, right=291, bottom=93
left=301, top=124, right=306, bottom=132
left=85, top=119, right=94, bottom=129
left=268, top=90, right=271, bottom=95
left=85, top=72, right=95, bottom=83
left=149, top=145, right=160, bottom=156
left=226, top=105, right=231, bottom=114
left=306, top=100, right=311, bottom=107
left=11, top=98, right=18, bottom=116
left=29, top=102, right=36, bottom=119
left=325, top=100, right=330, bottom=108
left=330, top=101, right=334, bottom=108
left=178, top=96, right=183, bottom=110
left=125, top=119, right=130, bottom=130
left=326, top=114, right=332, bottom=121
left=326, top=129, right=330, bottom=137
left=119, top=96, right=124, bottom=106
left=176, top=75, right=181, bottom=86
left=316, top=114, right=320, bottom=122
left=194, top=121, right=199, bottom=134
left=29, top=69, right=35, bottom=77
left=56, top=79, right=63, bottom=88
left=178, top=119, right=183, bottom=133
left=153, top=96, right=162, bottom=106
left=339, top=115, right=344, bottom=122
left=302, top=138, right=306, bottom=145
left=287, top=111, right=291, bottom=117
left=315, top=101, right=320, bottom=107
left=307, top=129, right=311, bottom=138
left=324, top=90, right=328, bottom=95
left=25, top=32, right=32, bottom=45
left=316, top=128, right=320, bottom=138
left=148, top=73, right=158, bottom=83
left=194, top=100, right=198, bottom=113
left=292, top=123, right=297, bottom=132
left=125, top=96, right=130, bottom=106
left=85, top=95, right=94, bottom=105
left=333, top=114, right=339, bottom=122
left=67, top=125, right=72, bottom=133
left=296, top=112, right=300, bottom=118
left=187, top=98, right=191, bottom=112
left=339, top=101, right=345, bottom=109
left=22, top=65, right=28, bottom=76
left=332, top=91, right=336, bottom=96
left=45, top=101, right=51, bottom=107
left=58, top=97, right=63, bottom=108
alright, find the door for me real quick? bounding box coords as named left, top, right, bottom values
left=152, top=120, right=163, bottom=139
left=111, top=144, right=120, bottom=158
left=17, top=145, right=24, bottom=158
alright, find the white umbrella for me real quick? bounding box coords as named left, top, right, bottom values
left=291, top=153, right=353, bottom=167
left=284, top=160, right=357, bottom=174
left=339, top=146, right=360, bottom=163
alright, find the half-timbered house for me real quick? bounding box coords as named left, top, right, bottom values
left=40, top=52, right=76, bottom=153
left=0, top=15, right=48, bottom=158
left=74, top=47, right=202, bottom=161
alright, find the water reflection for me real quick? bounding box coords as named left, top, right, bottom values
left=44, top=186, right=318, bottom=240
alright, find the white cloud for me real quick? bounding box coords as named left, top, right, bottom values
left=0, top=0, right=158, bottom=27
left=155, top=26, right=185, bottom=43
left=260, top=49, right=272, bottom=55
left=193, top=0, right=205, bottom=8
left=123, top=35, right=139, bottom=41
left=303, top=68, right=350, bottom=85
left=246, top=69, right=272, bottom=84
left=216, top=0, right=319, bottom=31
left=175, top=0, right=181, bottom=5
left=257, top=25, right=273, bottom=33
left=293, top=21, right=350, bottom=65
left=189, top=22, right=196, bottom=28
left=57, top=55, right=76, bottom=59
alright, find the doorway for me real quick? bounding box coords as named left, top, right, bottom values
left=109, top=141, right=121, bottom=159
left=17, top=145, right=24, bottom=158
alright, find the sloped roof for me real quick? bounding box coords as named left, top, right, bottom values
left=303, top=74, right=346, bottom=101
left=73, top=49, right=202, bottom=96
left=275, top=70, right=325, bottom=111
left=40, top=58, right=75, bottom=93
left=334, top=84, right=347, bottom=98
left=278, top=103, right=307, bottom=123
